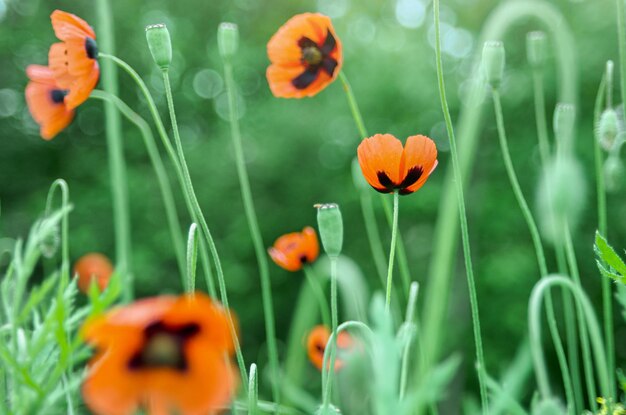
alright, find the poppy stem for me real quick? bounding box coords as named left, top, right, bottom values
left=248, top=363, right=259, bottom=415
left=339, top=72, right=367, bottom=139
left=160, top=68, right=249, bottom=388
left=432, top=0, right=489, bottom=412
left=384, top=191, right=399, bottom=312
left=89, top=89, right=187, bottom=283
left=186, top=223, right=199, bottom=293
left=97, top=54, right=217, bottom=301
left=95, top=0, right=133, bottom=303
left=221, top=54, right=281, bottom=403
left=322, top=256, right=339, bottom=409
left=303, top=266, right=331, bottom=328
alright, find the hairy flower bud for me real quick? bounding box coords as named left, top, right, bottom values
left=218, top=22, right=239, bottom=59
left=145, top=24, right=172, bottom=70
left=597, top=108, right=620, bottom=151
left=315, top=203, right=343, bottom=258
left=604, top=154, right=624, bottom=193
left=526, top=31, right=547, bottom=69
left=482, top=41, right=505, bottom=88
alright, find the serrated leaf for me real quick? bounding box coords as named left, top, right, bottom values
left=596, top=260, right=626, bottom=283
left=595, top=231, right=626, bottom=277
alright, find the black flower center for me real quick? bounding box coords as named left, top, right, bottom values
left=50, top=89, right=68, bottom=104
left=85, top=37, right=98, bottom=60
left=374, top=166, right=424, bottom=195
left=128, top=321, right=200, bottom=371
left=292, top=30, right=338, bottom=90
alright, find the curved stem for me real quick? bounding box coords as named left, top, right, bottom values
left=98, top=53, right=217, bottom=300
left=186, top=223, right=198, bottom=293
left=222, top=56, right=280, bottom=402
left=160, top=69, right=248, bottom=386
left=433, top=0, right=488, bottom=411
left=385, top=191, right=400, bottom=312
left=322, top=257, right=340, bottom=409
left=89, top=89, right=187, bottom=281
left=303, top=266, right=331, bottom=328
left=44, top=179, right=70, bottom=283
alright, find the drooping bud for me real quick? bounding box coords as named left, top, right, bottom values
left=536, top=156, right=587, bottom=245
left=604, top=154, right=624, bottom=192
left=218, top=22, right=239, bottom=59
left=145, top=24, right=172, bottom=71
left=553, top=103, right=576, bottom=154
left=482, top=41, right=505, bottom=88
left=315, top=203, right=343, bottom=259
left=526, top=31, right=547, bottom=69
left=597, top=108, right=620, bottom=151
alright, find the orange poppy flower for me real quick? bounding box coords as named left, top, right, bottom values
left=267, top=13, right=342, bottom=98
left=73, top=253, right=114, bottom=294
left=48, top=10, right=99, bottom=109
left=268, top=226, right=319, bottom=272
left=25, top=65, right=75, bottom=140
left=307, top=325, right=353, bottom=372
left=357, top=134, right=438, bottom=195
left=82, top=293, right=238, bottom=415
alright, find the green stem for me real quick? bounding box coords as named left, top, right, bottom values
left=303, top=266, right=331, bottom=328
left=98, top=53, right=217, bottom=299
left=222, top=57, right=280, bottom=402
left=44, top=179, right=69, bottom=283
left=339, top=73, right=367, bottom=138
left=322, top=257, right=339, bottom=409
left=532, top=70, right=551, bottom=167
left=186, top=223, right=198, bottom=293
left=94, top=0, right=132, bottom=302
left=385, top=191, right=400, bottom=312
left=433, top=1, right=488, bottom=411
left=248, top=363, right=259, bottom=415
left=400, top=282, right=419, bottom=400
left=161, top=69, right=248, bottom=387
left=89, top=90, right=186, bottom=281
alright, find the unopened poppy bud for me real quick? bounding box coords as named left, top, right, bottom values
left=315, top=203, right=343, bottom=258
left=482, top=41, right=505, bottom=88
left=145, top=24, right=172, bottom=70
left=597, top=108, right=620, bottom=151
left=536, top=156, right=587, bottom=245
left=74, top=253, right=114, bottom=294
left=218, top=22, right=239, bottom=59
left=553, top=103, right=576, bottom=151
left=604, top=154, right=624, bottom=192
left=526, top=31, right=547, bottom=69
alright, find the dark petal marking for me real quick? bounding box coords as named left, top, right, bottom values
left=321, top=57, right=338, bottom=76
left=292, top=67, right=320, bottom=89
left=372, top=186, right=393, bottom=194
left=398, top=166, right=424, bottom=189
left=85, top=37, right=98, bottom=60
left=299, top=255, right=308, bottom=264
left=376, top=171, right=396, bottom=190
left=320, top=30, right=336, bottom=55
left=50, top=89, right=68, bottom=104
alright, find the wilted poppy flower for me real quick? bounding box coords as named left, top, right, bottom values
left=25, top=65, right=75, bottom=140
left=307, top=325, right=353, bottom=371
left=267, top=13, right=342, bottom=98
left=73, top=253, right=114, bottom=294
left=357, top=134, right=438, bottom=195
left=82, top=293, right=238, bottom=415
left=48, top=10, right=99, bottom=109
left=268, top=226, right=319, bottom=272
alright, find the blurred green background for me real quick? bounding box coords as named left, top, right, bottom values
left=1, top=0, right=626, bottom=408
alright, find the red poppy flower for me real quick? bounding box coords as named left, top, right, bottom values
left=267, top=13, right=342, bottom=98
left=268, top=226, right=319, bottom=272
left=48, top=10, right=99, bottom=109
left=73, top=253, right=114, bottom=294
left=307, top=325, right=353, bottom=371
left=25, top=65, right=75, bottom=140
left=357, top=134, right=438, bottom=195
left=82, top=293, right=238, bottom=415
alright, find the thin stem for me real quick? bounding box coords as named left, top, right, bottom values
left=322, top=257, right=339, bottom=409
left=186, top=223, right=198, bottom=293
left=385, top=191, right=400, bottom=312
left=339, top=73, right=367, bottom=138
left=400, top=282, right=419, bottom=400
left=381, top=194, right=412, bottom=298
left=161, top=69, right=248, bottom=386
left=89, top=90, right=186, bottom=280
left=359, top=189, right=388, bottom=286
left=248, top=363, right=259, bottom=415
left=433, top=1, right=488, bottom=411
left=95, top=0, right=132, bottom=302
left=222, top=57, right=280, bottom=402
left=98, top=53, right=217, bottom=300
left=532, top=70, right=551, bottom=167
left=303, top=266, right=331, bottom=328
left=44, top=179, right=70, bottom=283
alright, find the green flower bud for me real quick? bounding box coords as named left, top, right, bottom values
left=145, top=24, right=172, bottom=70
left=553, top=103, right=576, bottom=152
left=536, top=156, right=587, bottom=245
left=597, top=108, right=620, bottom=151
left=604, top=154, right=624, bottom=193
left=482, top=41, right=505, bottom=88
left=218, top=22, right=239, bottom=59
left=315, top=203, right=343, bottom=258
left=526, top=31, right=547, bottom=69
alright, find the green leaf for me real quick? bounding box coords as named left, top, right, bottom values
left=595, top=231, right=626, bottom=277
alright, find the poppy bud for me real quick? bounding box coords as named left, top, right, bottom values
left=315, top=203, right=343, bottom=258
left=553, top=103, right=576, bottom=153
left=604, top=154, right=624, bottom=192
left=526, top=31, right=547, bottom=69
left=145, top=24, right=172, bottom=71
left=597, top=108, right=620, bottom=151
left=536, top=156, right=587, bottom=245
left=218, top=22, right=239, bottom=60
left=482, top=41, right=505, bottom=88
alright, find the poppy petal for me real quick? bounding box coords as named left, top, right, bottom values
left=401, top=135, right=438, bottom=194
left=357, top=134, right=404, bottom=191
left=266, top=64, right=332, bottom=98
left=64, top=66, right=99, bottom=109
left=51, top=10, right=96, bottom=41
left=302, top=227, right=320, bottom=263
left=267, top=13, right=328, bottom=66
